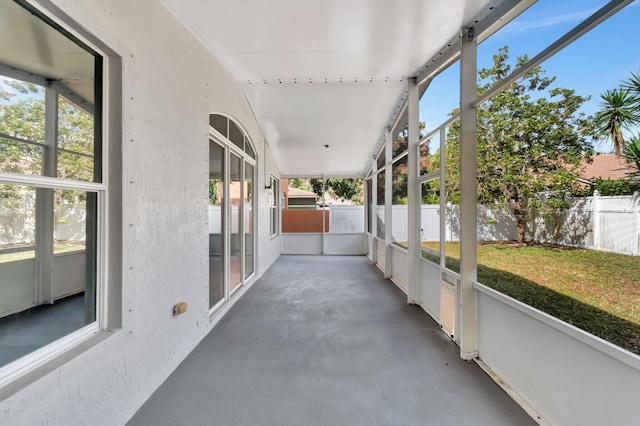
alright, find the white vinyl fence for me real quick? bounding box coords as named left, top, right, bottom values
left=352, top=194, right=639, bottom=256
left=0, top=197, right=86, bottom=246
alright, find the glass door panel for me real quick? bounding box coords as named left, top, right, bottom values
left=208, top=141, right=224, bottom=308
left=229, top=153, right=242, bottom=292
left=244, top=163, right=254, bottom=279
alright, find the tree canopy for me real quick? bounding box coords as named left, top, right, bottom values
left=309, top=178, right=363, bottom=204
left=445, top=46, right=596, bottom=242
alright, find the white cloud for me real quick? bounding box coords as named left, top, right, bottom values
left=509, top=7, right=598, bottom=34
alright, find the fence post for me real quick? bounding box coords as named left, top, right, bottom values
left=592, top=190, right=600, bottom=251
left=635, top=191, right=640, bottom=256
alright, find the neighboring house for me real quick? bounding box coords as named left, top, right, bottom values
left=579, top=153, right=637, bottom=183
left=284, top=186, right=318, bottom=210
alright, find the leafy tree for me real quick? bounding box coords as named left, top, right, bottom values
left=209, top=179, right=219, bottom=205
left=445, top=47, right=596, bottom=243
left=310, top=178, right=364, bottom=204
left=1, top=78, right=95, bottom=202
left=288, top=178, right=311, bottom=191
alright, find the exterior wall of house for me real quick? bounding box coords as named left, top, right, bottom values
left=0, top=0, right=280, bottom=424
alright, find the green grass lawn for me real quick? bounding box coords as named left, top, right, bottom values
left=419, top=241, right=640, bottom=355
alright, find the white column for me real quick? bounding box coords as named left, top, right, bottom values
left=635, top=191, right=640, bottom=256
left=459, top=27, right=479, bottom=360
left=592, top=189, right=600, bottom=251
left=407, top=79, right=420, bottom=303
left=371, top=170, right=378, bottom=264
left=384, top=130, right=393, bottom=278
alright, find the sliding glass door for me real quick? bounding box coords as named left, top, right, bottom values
left=207, top=114, right=256, bottom=314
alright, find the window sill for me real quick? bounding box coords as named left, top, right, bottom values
left=0, top=327, right=116, bottom=401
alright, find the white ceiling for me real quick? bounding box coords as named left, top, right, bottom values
left=160, top=0, right=507, bottom=177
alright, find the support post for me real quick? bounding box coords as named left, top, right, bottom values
left=459, top=27, right=479, bottom=360
left=384, top=130, right=393, bottom=278
left=592, top=190, right=600, bottom=251
left=371, top=170, right=378, bottom=265
left=407, top=79, right=420, bottom=304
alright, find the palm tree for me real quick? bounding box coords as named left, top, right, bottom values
left=623, top=133, right=640, bottom=182
left=622, top=71, right=640, bottom=99
left=594, top=88, right=637, bottom=155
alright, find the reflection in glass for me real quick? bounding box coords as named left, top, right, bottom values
left=376, top=170, right=385, bottom=239
left=209, top=141, right=224, bottom=308
left=366, top=178, right=372, bottom=234
left=244, top=163, right=254, bottom=279
left=229, top=154, right=242, bottom=292
left=0, top=185, right=95, bottom=368
left=57, top=96, right=95, bottom=182
left=228, top=121, right=243, bottom=151
left=0, top=77, right=45, bottom=176
left=0, top=137, right=42, bottom=175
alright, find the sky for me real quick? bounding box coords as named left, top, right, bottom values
left=418, top=0, right=640, bottom=153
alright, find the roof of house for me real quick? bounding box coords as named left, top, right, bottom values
left=580, top=154, right=636, bottom=181
left=287, top=187, right=318, bottom=199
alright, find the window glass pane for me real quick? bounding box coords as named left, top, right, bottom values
left=58, top=96, right=94, bottom=156
left=391, top=155, right=407, bottom=246
left=0, top=137, right=42, bottom=175
left=376, top=151, right=385, bottom=171
left=57, top=151, right=94, bottom=181
left=0, top=185, right=96, bottom=368
left=229, top=154, right=242, bottom=291
left=376, top=171, right=385, bottom=239
left=366, top=178, right=372, bottom=234
left=0, top=0, right=103, bottom=372
left=245, top=137, right=255, bottom=159
left=420, top=179, right=441, bottom=265
left=210, top=114, right=228, bottom=137
left=228, top=120, right=244, bottom=151
left=209, top=141, right=224, bottom=308
left=0, top=77, right=46, bottom=144
left=269, top=176, right=278, bottom=237
left=0, top=77, right=45, bottom=176
left=0, top=184, right=35, bottom=255
left=244, top=162, right=254, bottom=279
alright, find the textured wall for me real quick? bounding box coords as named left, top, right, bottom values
left=0, top=0, right=279, bottom=423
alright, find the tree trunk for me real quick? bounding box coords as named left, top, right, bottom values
left=510, top=200, right=527, bottom=243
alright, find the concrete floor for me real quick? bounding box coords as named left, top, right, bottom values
left=129, top=255, right=535, bottom=426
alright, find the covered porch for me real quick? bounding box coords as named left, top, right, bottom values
left=129, top=255, right=534, bottom=425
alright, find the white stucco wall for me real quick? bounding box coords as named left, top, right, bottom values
left=0, top=0, right=280, bottom=423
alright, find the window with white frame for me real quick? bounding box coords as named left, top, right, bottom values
left=0, top=0, right=108, bottom=376
left=269, top=175, right=279, bottom=237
